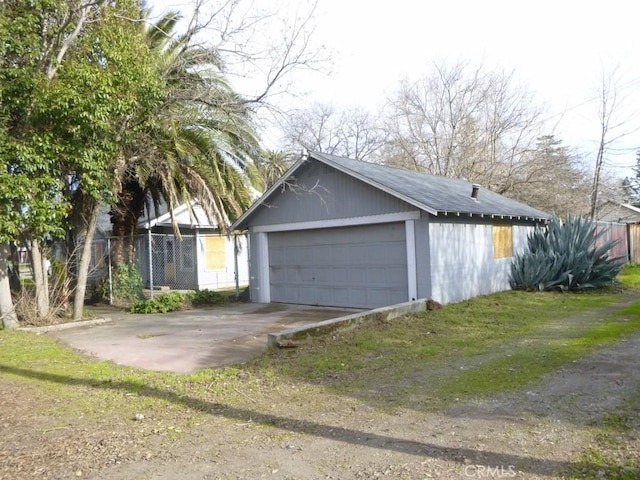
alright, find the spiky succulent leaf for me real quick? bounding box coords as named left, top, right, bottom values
left=511, top=216, right=624, bottom=292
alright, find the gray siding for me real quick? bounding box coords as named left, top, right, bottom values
left=414, top=214, right=432, bottom=300
left=249, top=161, right=415, bottom=226
left=248, top=232, right=260, bottom=302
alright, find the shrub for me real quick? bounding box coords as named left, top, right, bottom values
left=94, top=263, right=143, bottom=304
left=129, top=291, right=187, bottom=314
left=511, top=215, right=624, bottom=291
left=187, top=289, right=226, bottom=306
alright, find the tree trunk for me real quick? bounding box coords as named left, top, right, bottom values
left=0, top=242, right=19, bottom=329
left=30, top=238, right=50, bottom=319
left=110, top=180, right=146, bottom=265
left=9, top=242, right=21, bottom=292
left=73, top=200, right=100, bottom=321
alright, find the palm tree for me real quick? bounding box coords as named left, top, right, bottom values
left=110, top=10, right=260, bottom=264
left=254, top=149, right=296, bottom=191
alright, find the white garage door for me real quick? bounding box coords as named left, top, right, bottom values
left=268, top=223, right=408, bottom=309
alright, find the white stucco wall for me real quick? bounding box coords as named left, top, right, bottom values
left=429, top=220, right=534, bottom=304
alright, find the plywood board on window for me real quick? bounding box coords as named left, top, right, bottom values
left=493, top=225, right=513, bottom=259
left=205, top=236, right=226, bottom=270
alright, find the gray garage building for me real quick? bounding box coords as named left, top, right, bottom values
left=232, top=152, right=550, bottom=309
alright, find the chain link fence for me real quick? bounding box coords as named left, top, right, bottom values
left=88, top=232, right=248, bottom=301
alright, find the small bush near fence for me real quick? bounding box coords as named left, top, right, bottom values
left=189, top=289, right=226, bottom=306
left=129, top=288, right=227, bottom=314
left=130, top=291, right=186, bottom=314
left=94, top=263, right=144, bottom=305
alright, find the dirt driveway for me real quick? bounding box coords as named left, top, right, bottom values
left=49, top=303, right=358, bottom=373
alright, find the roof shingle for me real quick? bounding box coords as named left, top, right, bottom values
left=313, top=151, right=550, bottom=220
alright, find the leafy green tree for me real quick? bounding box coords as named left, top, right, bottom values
left=621, top=150, right=640, bottom=206
left=0, top=0, right=165, bottom=322
left=60, top=2, right=165, bottom=320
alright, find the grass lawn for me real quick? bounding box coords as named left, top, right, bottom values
left=2, top=265, right=640, bottom=478
left=253, top=283, right=640, bottom=408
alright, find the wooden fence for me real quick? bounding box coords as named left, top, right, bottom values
left=629, top=224, right=640, bottom=263
left=596, top=222, right=629, bottom=262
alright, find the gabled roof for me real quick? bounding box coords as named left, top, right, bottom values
left=139, top=199, right=216, bottom=229
left=96, top=199, right=219, bottom=237
left=233, top=151, right=550, bottom=230
left=596, top=200, right=640, bottom=223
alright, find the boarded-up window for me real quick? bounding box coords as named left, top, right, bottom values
left=493, top=225, right=513, bottom=258
left=205, top=236, right=226, bottom=270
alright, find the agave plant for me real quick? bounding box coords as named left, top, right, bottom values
left=511, top=215, right=624, bottom=291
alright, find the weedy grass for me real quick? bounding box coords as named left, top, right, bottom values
left=570, top=389, right=640, bottom=480
left=1, top=265, right=640, bottom=433
left=253, top=268, right=640, bottom=410
left=617, top=263, right=640, bottom=289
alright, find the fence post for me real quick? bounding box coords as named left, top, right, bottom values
left=234, top=235, right=240, bottom=299
left=195, top=229, right=202, bottom=290
left=107, top=237, right=113, bottom=305
left=147, top=230, right=154, bottom=299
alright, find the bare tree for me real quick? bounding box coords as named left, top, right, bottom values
left=589, top=67, right=632, bottom=218
left=160, top=0, right=327, bottom=112
left=282, top=102, right=387, bottom=161
left=383, top=61, right=546, bottom=194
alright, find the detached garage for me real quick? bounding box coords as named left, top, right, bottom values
left=269, top=223, right=408, bottom=308
left=232, top=152, right=550, bottom=309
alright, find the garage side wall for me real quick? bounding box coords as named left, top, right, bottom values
left=428, top=218, right=534, bottom=304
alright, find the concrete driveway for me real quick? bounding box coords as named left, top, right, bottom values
left=50, top=303, right=358, bottom=373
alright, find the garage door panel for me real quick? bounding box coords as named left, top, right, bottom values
left=385, top=266, right=409, bottom=283
left=314, top=267, right=333, bottom=283
left=268, top=223, right=408, bottom=309
left=269, top=248, right=286, bottom=265
left=300, top=267, right=316, bottom=282
left=269, top=266, right=285, bottom=282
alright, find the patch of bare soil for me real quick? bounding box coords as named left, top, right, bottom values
left=2, top=318, right=640, bottom=479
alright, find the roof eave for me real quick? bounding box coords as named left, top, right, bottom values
left=440, top=210, right=549, bottom=222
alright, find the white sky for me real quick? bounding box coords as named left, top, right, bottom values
left=151, top=0, right=640, bottom=175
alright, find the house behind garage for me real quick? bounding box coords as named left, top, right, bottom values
left=91, top=200, right=248, bottom=292
left=232, top=152, right=550, bottom=309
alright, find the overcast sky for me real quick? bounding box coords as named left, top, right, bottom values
left=151, top=0, right=640, bottom=175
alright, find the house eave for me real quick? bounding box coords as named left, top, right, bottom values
left=440, top=210, right=548, bottom=223
left=231, top=151, right=550, bottom=230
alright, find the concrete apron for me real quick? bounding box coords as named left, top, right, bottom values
left=49, top=303, right=358, bottom=374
